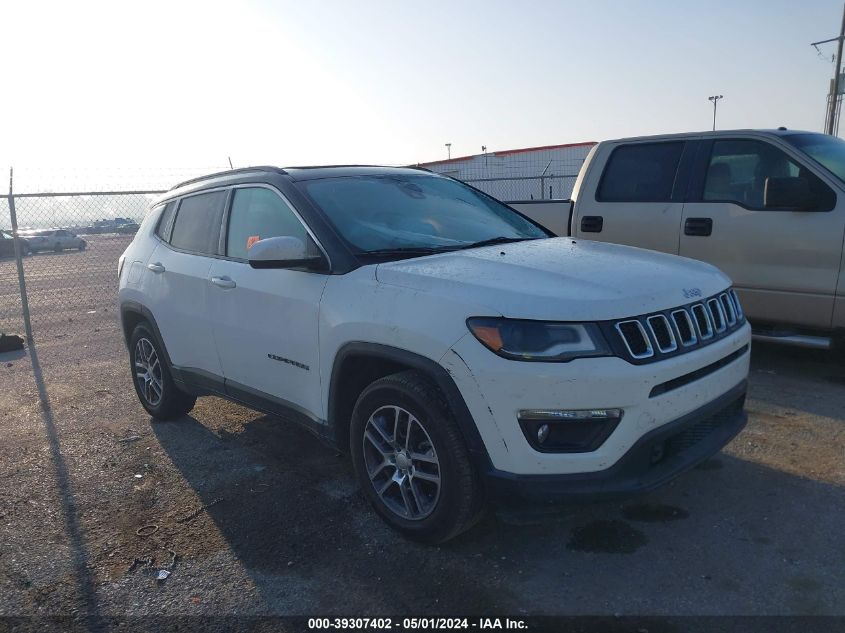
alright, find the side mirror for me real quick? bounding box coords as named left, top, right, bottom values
left=764, top=177, right=815, bottom=211
left=247, top=236, right=328, bottom=271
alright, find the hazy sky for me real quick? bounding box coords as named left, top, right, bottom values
left=1, top=0, right=842, bottom=174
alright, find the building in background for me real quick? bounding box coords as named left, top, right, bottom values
left=418, top=141, right=596, bottom=202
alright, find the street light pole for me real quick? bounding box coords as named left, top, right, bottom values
left=708, top=95, right=723, bottom=131
left=445, top=143, right=451, bottom=160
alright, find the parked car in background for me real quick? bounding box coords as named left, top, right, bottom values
left=115, top=221, right=140, bottom=234
left=119, top=166, right=750, bottom=542
left=80, top=218, right=141, bottom=235
left=0, top=230, right=30, bottom=257
left=510, top=130, right=845, bottom=349
left=20, top=229, right=87, bottom=253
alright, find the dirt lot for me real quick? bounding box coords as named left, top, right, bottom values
left=0, top=239, right=843, bottom=627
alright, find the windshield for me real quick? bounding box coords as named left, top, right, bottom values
left=300, top=174, right=549, bottom=254
left=783, top=133, right=845, bottom=184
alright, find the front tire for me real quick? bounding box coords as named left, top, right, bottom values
left=350, top=370, right=484, bottom=543
left=129, top=323, right=196, bottom=420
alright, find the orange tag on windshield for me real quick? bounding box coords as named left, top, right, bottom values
left=246, top=235, right=261, bottom=249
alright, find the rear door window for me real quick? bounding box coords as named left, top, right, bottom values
left=597, top=142, right=685, bottom=202
left=169, top=191, right=227, bottom=255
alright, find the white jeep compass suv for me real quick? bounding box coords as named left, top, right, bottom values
left=118, top=165, right=751, bottom=542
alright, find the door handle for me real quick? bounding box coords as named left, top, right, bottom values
left=580, top=215, right=603, bottom=233
left=684, top=217, right=713, bottom=236
left=210, top=276, right=237, bottom=289
left=147, top=262, right=165, bottom=273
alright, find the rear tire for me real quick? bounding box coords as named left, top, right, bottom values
left=53, top=243, right=62, bottom=252
left=350, top=370, right=484, bottom=543
left=129, top=323, right=196, bottom=420
left=78, top=241, right=86, bottom=251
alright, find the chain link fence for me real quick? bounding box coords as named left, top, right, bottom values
left=460, top=174, right=579, bottom=202
left=0, top=167, right=223, bottom=348
left=420, top=144, right=593, bottom=201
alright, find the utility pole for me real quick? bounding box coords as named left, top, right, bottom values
left=708, top=95, right=723, bottom=131
left=445, top=143, right=451, bottom=159
left=812, top=2, right=845, bottom=135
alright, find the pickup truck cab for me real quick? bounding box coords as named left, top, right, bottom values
left=515, top=130, right=845, bottom=348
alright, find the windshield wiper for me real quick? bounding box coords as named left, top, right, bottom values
left=456, top=236, right=538, bottom=250
left=359, top=245, right=459, bottom=258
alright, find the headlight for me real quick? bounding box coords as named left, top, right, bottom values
left=466, top=317, right=611, bottom=362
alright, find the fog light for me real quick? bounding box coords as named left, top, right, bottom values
left=537, top=424, right=550, bottom=444
left=517, top=408, right=624, bottom=453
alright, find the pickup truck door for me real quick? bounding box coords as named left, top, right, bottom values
left=679, top=137, right=844, bottom=330
left=573, top=139, right=697, bottom=254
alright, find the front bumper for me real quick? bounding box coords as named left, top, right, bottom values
left=441, top=322, right=750, bottom=475
left=484, top=379, right=747, bottom=508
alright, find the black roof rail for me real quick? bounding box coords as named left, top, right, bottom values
left=170, top=166, right=288, bottom=191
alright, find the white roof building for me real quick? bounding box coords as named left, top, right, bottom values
left=419, top=141, right=596, bottom=201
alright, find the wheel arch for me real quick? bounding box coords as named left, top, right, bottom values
left=120, top=300, right=174, bottom=369
left=328, top=342, right=492, bottom=472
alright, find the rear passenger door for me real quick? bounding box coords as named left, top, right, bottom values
left=207, top=185, right=329, bottom=421
left=142, top=190, right=228, bottom=385
left=574, top=140, right=695, bottom=254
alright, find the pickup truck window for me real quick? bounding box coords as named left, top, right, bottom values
left=703, top=139, right=834, bottom=211
left=784, top=133, right=845, bottom=185
left=596, top=142, right=684, bottom=202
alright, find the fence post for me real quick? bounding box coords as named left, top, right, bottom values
left=8, top=168, right=34, bottom=342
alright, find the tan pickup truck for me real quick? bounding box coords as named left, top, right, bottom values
left=511, top=129, right=845, bottom=349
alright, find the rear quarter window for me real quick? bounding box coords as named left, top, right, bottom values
left=597, top=142, right=685, bottom=202
left=154, top=201, right=177, bottom=241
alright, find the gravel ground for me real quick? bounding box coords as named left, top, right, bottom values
left=0, top=240, right=843, bottom=627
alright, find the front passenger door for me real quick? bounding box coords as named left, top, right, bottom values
left=207, top=186, right=329, bottom=421
left=679, top=138, right=842, bottom=329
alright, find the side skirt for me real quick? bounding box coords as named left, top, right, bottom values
left=170, top=366, right=338, bottom=450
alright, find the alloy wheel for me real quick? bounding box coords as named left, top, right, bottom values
left=362, top=405, right=441, bottom=520
left=134, top=337, right=163, bottom=406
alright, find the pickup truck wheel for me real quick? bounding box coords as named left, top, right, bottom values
left=78, top=241, right=86, bottom=251
left=350, top=370, right=484, bottom=543
left=53, top=243, right=62, bottom=252
left=129, top=323, right=196, bottom=420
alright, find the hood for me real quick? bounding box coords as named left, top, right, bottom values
left=375, top=238, right=731, bottom=321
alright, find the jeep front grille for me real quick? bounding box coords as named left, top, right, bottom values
left=606, top=290, right=745, bottom=364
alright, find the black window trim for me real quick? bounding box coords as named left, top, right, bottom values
left=595, top=140, right=689, bottom=204
left=689, top=136, right=837, bottom=213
